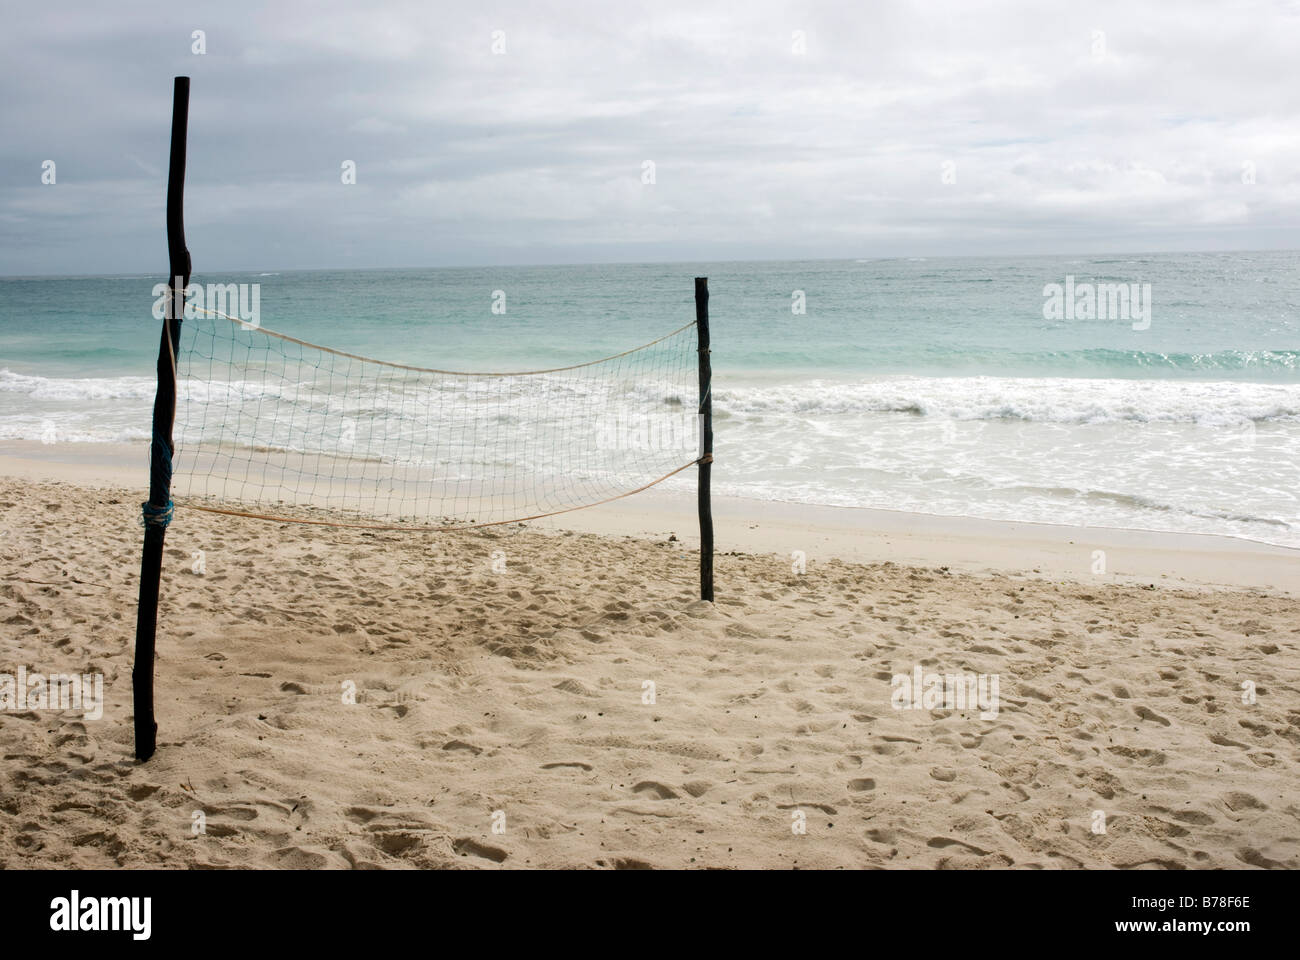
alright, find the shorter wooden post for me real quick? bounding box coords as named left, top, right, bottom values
left=695, top=277, right=713, bottom=602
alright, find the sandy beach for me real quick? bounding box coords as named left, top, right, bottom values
left=2, top=447, right=1298, bottom=870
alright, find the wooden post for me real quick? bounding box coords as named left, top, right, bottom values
left=695, top=277, right=714, bottom=602
left=133, top=76, right=191, bottom=761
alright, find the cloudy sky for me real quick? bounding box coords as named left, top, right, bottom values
left=3, top=0, right=1299, bottom=275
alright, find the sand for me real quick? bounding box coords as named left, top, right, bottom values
left=2, top=455, right=1299, bottom=869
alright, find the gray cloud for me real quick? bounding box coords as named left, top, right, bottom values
left=2, top=0, right=1299, bottom=274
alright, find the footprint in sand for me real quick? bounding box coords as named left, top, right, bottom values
left=631, top=781, right=679, bottom=800
left=1237, top=848, right=1288, bottom=869
left=552, top=678, right=599, bottom=697
left=928, top=836, right=990, bottom=856
left=1222, top=791, right=1267, bottom=812
left=343, top=806, right=385, bottom=824
left=1106, top=745, right=1167, bottom=766
left=452, top=838, right=508, bottom=863
left=777, top=802, right=837, bottom=814
left=1134, top=705, right=1171, bottom=726
left=1171, top=809, right=1215, bottom=825
left=373, top=832, right=423, bottom=856
left=1210, top=733, right=1250, bottom=748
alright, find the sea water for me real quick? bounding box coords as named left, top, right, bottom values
left=1, top=251, right=1297, bottom=546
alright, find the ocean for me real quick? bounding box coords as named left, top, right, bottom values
left=2, top=252, right=1298, bottom=546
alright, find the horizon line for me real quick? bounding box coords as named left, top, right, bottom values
left=1, top=246, right=1297, bottom=281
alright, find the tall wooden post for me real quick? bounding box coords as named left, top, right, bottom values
left=695, top=277, right=714, bottom=602
left=133, top=76, right=191, bottom=761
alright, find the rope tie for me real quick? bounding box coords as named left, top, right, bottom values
left=142, top=429, right=175, bottom=529
left=141, top=500, right=175, bottom=529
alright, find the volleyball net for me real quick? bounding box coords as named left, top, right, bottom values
left=172, top=311, right=705, bottom=530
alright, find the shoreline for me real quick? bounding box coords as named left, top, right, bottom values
left=2, top=441, right=1297, bottom=596
left=539, top=486, right=1300, bottom=596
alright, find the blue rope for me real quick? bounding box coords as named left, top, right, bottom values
left=141, top=499, right=174, bottom=529
left=141, top=429, right=175, bottom=529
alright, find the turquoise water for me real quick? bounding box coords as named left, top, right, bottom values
left=3, top=254, right=1299, bottom=379
left=2, top=252, right=1299, bottom=545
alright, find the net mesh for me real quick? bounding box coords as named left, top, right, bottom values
left=173, top=313, right=702, bottom=529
